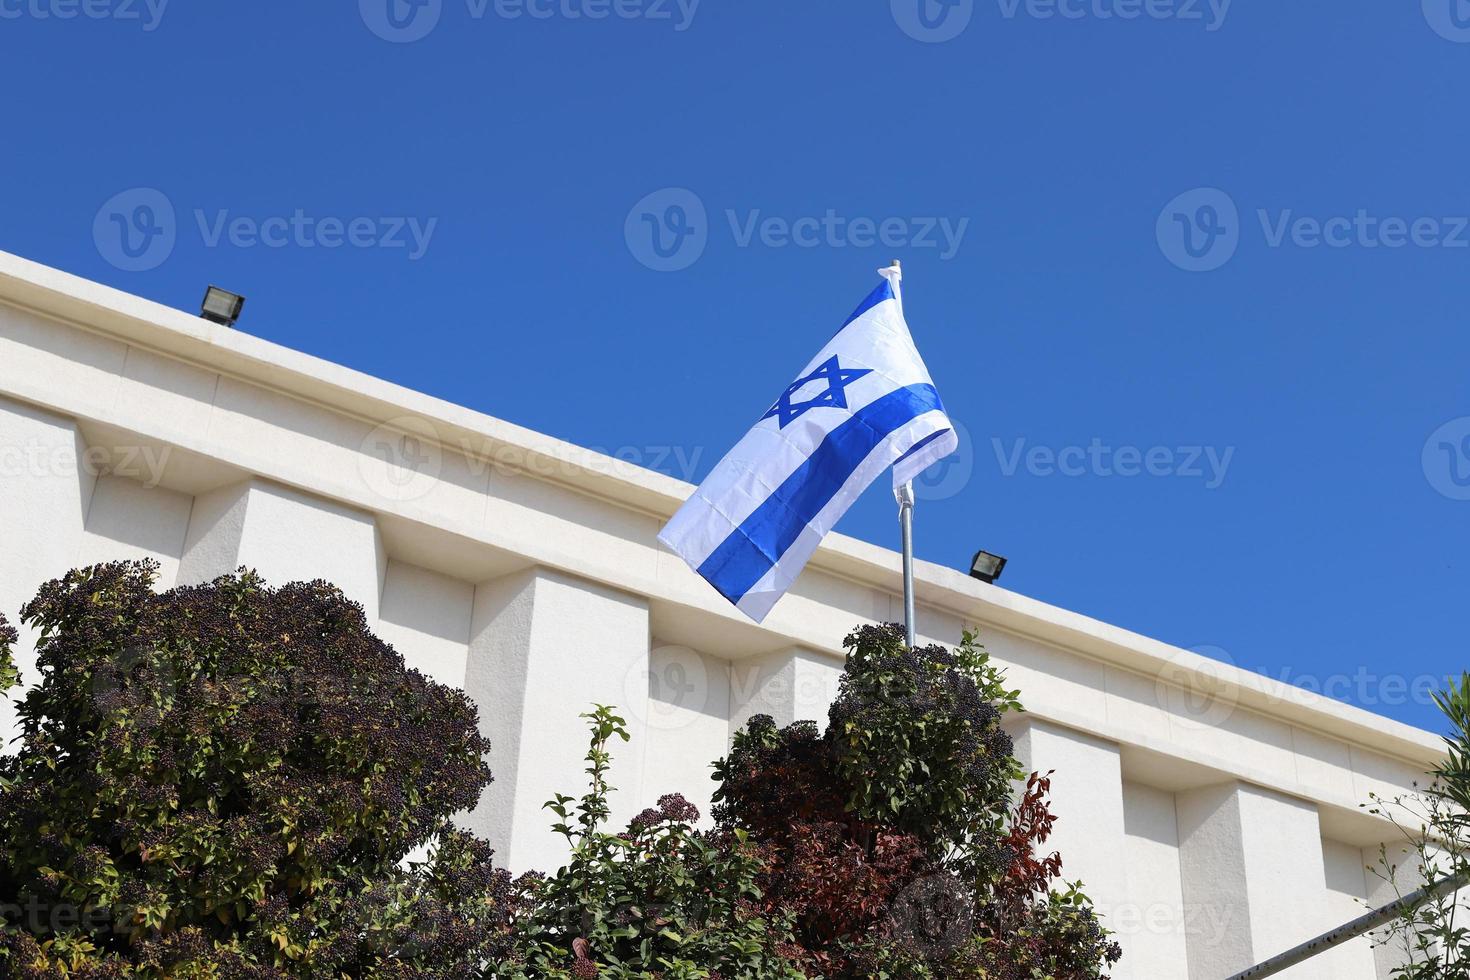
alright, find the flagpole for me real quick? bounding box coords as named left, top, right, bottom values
left=881, top=258, right=918, bottom=649
left=897, top=481, right=917, bottom=648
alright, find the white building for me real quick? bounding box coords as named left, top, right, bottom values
left=0, top=250, right=1445, bottom=979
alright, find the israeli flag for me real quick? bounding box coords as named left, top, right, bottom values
left=659, top=264, right=958, bottom=623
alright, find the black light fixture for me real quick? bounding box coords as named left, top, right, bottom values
left=200, top=286, right=245, bottom=327
left=969, top=550, right=1007, bottom=584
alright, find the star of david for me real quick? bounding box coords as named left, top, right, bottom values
left=762, top=355, right=872, bottom=429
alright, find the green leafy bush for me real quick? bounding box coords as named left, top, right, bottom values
left=0, top=612, right=17, bottom=698
left=497, top=706, right=806, bottom=980
left=1, top=564, right=1121, bottom=979
left=0, top=561, right=517, bottom=978
left=827, top=623, right=1022, bottom=876
left=713, top=623, right=1121, bottom=979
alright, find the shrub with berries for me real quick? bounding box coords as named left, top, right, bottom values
left=495, top=706, right=806, bottom=980
left=713, top=623, right=1122, bottom=979
left=0, top=561, right=518, bottom=978
left=1, top=563, right=1119, bottom=978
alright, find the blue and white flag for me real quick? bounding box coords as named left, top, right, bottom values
left=658, top=265, right=958, bottom=623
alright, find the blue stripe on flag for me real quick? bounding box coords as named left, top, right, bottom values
left=896, top=428, right=949, bottom=466
left=841, top=278, right=895, bottom=328
left=697, top=383, right=943, bottom=606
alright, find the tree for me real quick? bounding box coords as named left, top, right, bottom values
left=1, top=563, right=1122, bottom=979
left=0, top=561, right=518, bottom=978
left=486, top=624, right=1122, bottom=979
left=712, top=623, right=1122, bottom=979
left=1369, top=673, right=1470, bottom=979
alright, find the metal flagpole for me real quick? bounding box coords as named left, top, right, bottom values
left=883, top=258, right=918, bottom=650
left=897, top=481, right=916, bottom=649
left=1225, top=870, right=1470, bottom=980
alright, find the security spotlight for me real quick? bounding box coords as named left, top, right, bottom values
left=200, top=286, right=245, bottom=327
left=969, top=550, right=1007, bottom=584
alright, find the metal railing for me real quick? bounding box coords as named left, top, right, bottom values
left=1226, top=870, right=1470, bottom=980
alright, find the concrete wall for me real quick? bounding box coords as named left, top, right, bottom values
left=0, top=251, right=1448, bottom=977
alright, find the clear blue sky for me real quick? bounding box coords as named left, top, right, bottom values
left=1, top=1, right=1466, bottom=731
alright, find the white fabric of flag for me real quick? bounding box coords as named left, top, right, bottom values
left=658, top=265, right=958, bottom=623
